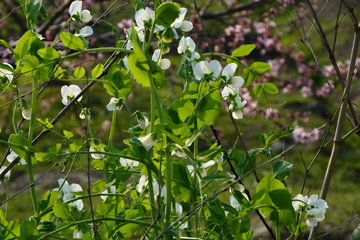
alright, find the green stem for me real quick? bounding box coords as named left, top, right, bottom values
left=5, top=175, right=10, bottom=220
left=0, top=221, right=19, bottom=239
left=146, top=164, right=158, bottom=236
left=148, top=71, right=165, bottom=124
left=254, top=205, right=280, bottom=240
left=150, top=94, right=156, bottom=133
left=145, top=0, right=159, bottom=53
left=108, top=110, right=117, bottom=149
left=124, top=102, right=135, bottom=137
left=165, top=146, right=172, bottom=233
left=27, top=77, right=39, bottom=214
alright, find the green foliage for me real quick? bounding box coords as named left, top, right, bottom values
left=155, top=2, right=180, bottom=28
left=231, top=44, right=256, bottom=57
left=59, top=32, right=84, bottom=50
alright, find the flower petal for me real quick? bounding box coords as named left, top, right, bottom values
left=69, top=1, right=82, bottom=17
left=209, top=60, right=222, bottom=78
left=81, top=10, right=92, bottom=22
left=74, top=26, right=93, bottom=37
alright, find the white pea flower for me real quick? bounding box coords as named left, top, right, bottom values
left=152, top=49, right=171, bottom=70
left=187, top=160, right=215, bottom=178
left=90, top=146, right=105, bottom=159
left=177, top=36, right=196, bottom=54
left=138, top=116, right=148, bottom=129
left=61, top=85, right=82, bottom=105
left=136, top=175, right=164, bottom=200
left=292, top=194, right=329, bottom=227
left=119, top=157, right=140, bottom=169
left=53, top=179, right=84, bottom=211
left=79, top=108, right=91, bottom=120
left=221, top=86, right=237, bottom=100
left=101, top=185, right=116, bottom=202
left=229, top=95, right=246, bottom=120
left=106, top=98, right=123, bottom=111
left=0, top=166, right=10, bottom=183
left=222, top=63, right=245, bottom=89
left=138, top=133, right=157, bottom=151
left=0, top=63, right=14, bottom=82
left=7, top=150, right=26, bottom=165
left=124, top=27, right=144, bottom=49
left=135, top=7, right=154, bottom=29
left=230, top=195, right=242, bottom=211
left=74, top=26, right=93, bottom=38
left=172, top=8, right=193, bottom=32
left=69, top=1, right=92, bottom=23
left=194, top=60, right=222, bottom=83
left=73, top=229, right=83, bottom=239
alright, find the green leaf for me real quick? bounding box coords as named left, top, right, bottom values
left=14, top=31, right=44, bottom=64
left=250, top=62, right=271, bottom=73
left=8, top=131, right=36, bottom=162
left=202, top=174, right=228, bottom=182
left=172, top=162, right=191, bottom=188
left=254, top=84, right=264, bottom=97
left=92, top=63, right=104, bottom=78
left=37, top=47, right=58, bottom=60
left=53, top=203, right=72, bottom=221
left=36, top=118, right=53, bottom=131
left=34, top=64, right=53, bottom=82
left=0, top=39, right=14, bottom=53
left=232, top=44, right=256, bottom=57
left=63, top=130, right=73, bottom=139
left=243, top=68, right=256, bottom=86
left=25, top=0, right=42, bottom=27
left=74, top=67, right=85, bottom=79
left=273, top=160, right=293, bottom=181
left=59, top=32, right=84, bottom=50
left=196, top=89, right=222, bottom=128
left=155, top=2, right=180, bottom=28
left=20, top=218, right=40, bottom=240
left=263, top=82, right=278, bottom=94
left=152, top=65, right=168, bottom=88
left=102, top=20, right=120, bottom=45
left=39, top=190, right=59, bottom=212
left=104, top=65, right=132, bottom=99
left=253, top=175, right=296, bottom=231
left=128, top=53, right=150, bottom=88
left=54, top=66, right=64, bottom=79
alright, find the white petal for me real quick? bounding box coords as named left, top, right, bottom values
left=209, top=60, right=222, bottom=78
left=232, top=109, right=243, bottom=119
left=74, top=26, right=93, bottom=37
left=73, top=229, right=83, bottom=239
left=152, top=49, right=161, bottom=62
left=22, top=107, right=31, bottom=120
left=63, top=192, right=73, bottom=202
left=138, top=133, right=157, bottom=151
left=230, top=76, right=245, bottom=89
left=306, top=217, right=318, bottom=227
left=70, top=183, right=82, bottom=193
left=160, top=59, right=171, bottom=70
left=221, top=86, right=236, bottom=99
left=194, top=61, right=210, bottom=80
left=202, top=160, right=215, bottom=169
left=81, top=10, right=92, bottom=22
left=180, top=21, right=193, bottom=32
left=69, top=1, right=82, bottom=17
left=61, top=85, right=69, bottom=105
left=222, top=63, right=237, bottom=79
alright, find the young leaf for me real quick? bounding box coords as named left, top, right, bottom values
left=74, top=67, right=86, bottom=79
left=59, top=32, right=84, bottom=50
left=202, top=174, right=228, bottom=182
left=273, top=160, right=293, bottom=181
left=20, top=217, right=40, bottom=240
left=155, top=2, right=180, bottom=28
left=263, top=82, right=279, bottom=94
left=37, top=47, right=59, bottom=60
left=243, top=68, right=255, bottom=86
left=250, top=62, right=271, bottom=73
left=0, top=39, right=14, bottom=53
left=253, top=84, right=264, bottom=97
left=92, top=63, right=104, bottom=78
left=232, top=44, right=256, bottom=57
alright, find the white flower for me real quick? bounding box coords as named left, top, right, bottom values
left=187, top=160, right=215, bottom=178
left=222, top=63, right=244, bottom=89
left=79, top=108, right=91, bottom=120
left=73, top=229, right=83, bottom=239
left=0, top=166, right=10, bottom=182
left=229, top=95, right=246, bottom=120
left=177, top=36, right=196, bottom=54
left=124, top=26, right=144, bottom=49
left=106, top=98, right=123, bottom=111
left=74, top=26, right=93, bottom=38
left=54, top=179, right=84, bottom=211
left=221, top=86, right=237, bottom=100
left=292, top=194, right=328, bottom=227
left=119, top=157, right=139, bottom=169
left=135, top=7, right=154, bottom=29
left=7, top=150, right=26, bottom=165
left=61, top=85, right=82, bottom=105
left=101, top=185, right=116, bottom=202
left=152, top=49, right=171, bottom=70
left=122, top=56, right=129, bottom=71
left=138, top=116, right=148, bottom=129
left=90, top=146, right=105, bottom=159
left=194, top=60, right=222, bottom=83
left=69, top=1, right=92, bottom=23
left=0, top=63, right=14, bottom=82
left=136, top=175, right=164, bottom=200
left=172, top=8, right=193, bottom=32
left=138, top=133, right=157, bottom=151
